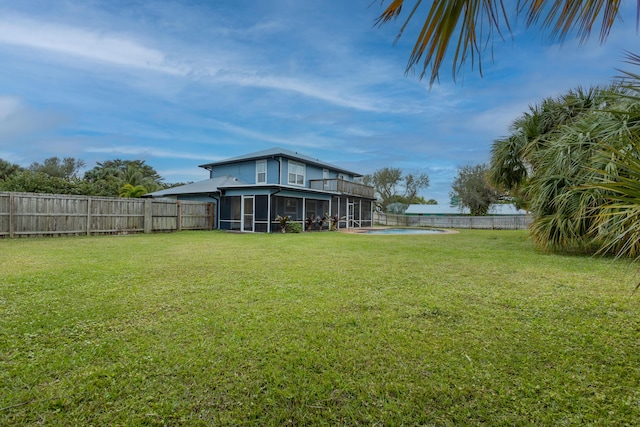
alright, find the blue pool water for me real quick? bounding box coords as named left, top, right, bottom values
left=361, top=228, right=446, bottom=235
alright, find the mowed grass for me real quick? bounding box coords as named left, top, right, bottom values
left=1, top=230, right=639, bottom=426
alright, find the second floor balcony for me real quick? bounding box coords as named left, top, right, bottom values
left=309, top=179, right=374, bottom=199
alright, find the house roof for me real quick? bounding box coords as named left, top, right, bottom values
left=144, top=175, right=246, bottom=197
left=198, top=147, right=362, bottom=177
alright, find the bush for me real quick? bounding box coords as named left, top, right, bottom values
left=286, top=222, right=302, bottom=233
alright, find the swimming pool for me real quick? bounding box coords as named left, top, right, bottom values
left=360, top=228, right=447, bottom=235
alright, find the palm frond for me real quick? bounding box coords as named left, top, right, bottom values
left=519, top=0, right=623, bottom=43
left=377, top=0, right=510, bottom=84
left=377, top=0, right=634, bottom=82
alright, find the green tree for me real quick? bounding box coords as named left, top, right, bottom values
left=0, top=170, right=94, bottom=195
left=363, top=167, right=402, bottom=208
left=29, top=157, right=85, bottom=180
left=376, top=1, right=632, bottom=84
left=363, top=167, right=430, bottom=211
left=450, top=163, right=499, bottom=215
left=488, top=85, right=624, bottom=253
left=578, top=55, right=640, bottom=259
left=84, top=159, right=164, bottom=196
left=119, top=183, right=147, bottom=198
left=488, top=86, right=604, bottom=207
left=0, top=159, right=23, bottom=181
left=485, top=60, right=640, bottom=258
left=404, top=172, right=430, bottom=201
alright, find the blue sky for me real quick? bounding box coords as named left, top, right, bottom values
left=0, top=1, right=637, bottom=204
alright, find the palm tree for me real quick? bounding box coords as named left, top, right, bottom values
left=84, top=159, right=164, bottom=196
left=585, top=138, right=640, bottom=259
left=489, top=87, right=604, bottom=195
left=488, top=84, right=629, bottom=254
left=525, top=109, right=610, bottom=253
left=119, top=183, right=147, bottom=198
left=579, top=54, right=640, bottom=259
left=376, top=0, right=629, bottom=84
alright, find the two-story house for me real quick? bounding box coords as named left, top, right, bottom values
left=146, top=147, right=375, bottom=233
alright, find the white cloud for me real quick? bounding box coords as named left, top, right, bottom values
left=0, top=96, right=66, bottom=143
left=204, top=119, right=332, bottom=149
left=0, top=15, right=416, bottom=114
left=465, top=104, right=524, bottom=136
left=0, top=15, right=186, bottom=75
left=84, top=145, right=205, bottom=160
left=212, top=70, right=395, bottom=113
left=0, top=96, right=23, bottom=121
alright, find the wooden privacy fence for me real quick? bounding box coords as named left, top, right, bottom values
left=0, top=192, right=215, bottom=238
left=375, top=212, right=532, bottom=230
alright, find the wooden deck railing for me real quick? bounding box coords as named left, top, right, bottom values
left=309, top=179, right=374, bottom=198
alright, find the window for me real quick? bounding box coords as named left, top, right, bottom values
left=256, top=160, right=267, bottom=184
left=285, top=198, right=298, bottom=214
left=288, top=160, right=305, bottom=186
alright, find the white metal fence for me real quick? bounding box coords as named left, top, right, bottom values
left=374, top=212, right=532, bottom=230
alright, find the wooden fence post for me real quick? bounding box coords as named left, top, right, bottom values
left=9, top=192, right=14, bottom=239
left=144, top=199, right=152, bottom=234
left=176, top=201, right=182, bottom=232
left=209, top=202, right=215, bottom=230
left=86, top=197, right=92, bottom=236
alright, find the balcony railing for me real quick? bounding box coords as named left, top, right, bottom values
left=309, top=179, right=374, bottom=198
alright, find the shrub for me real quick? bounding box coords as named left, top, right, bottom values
left=286, top=222, right=302, bottom=233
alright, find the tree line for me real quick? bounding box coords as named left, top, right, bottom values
left=0, top=157, right=183, bottom=197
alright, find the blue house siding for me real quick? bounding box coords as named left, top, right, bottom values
left=210, top=162, right=257, bottom=184
left=211, top=158, right=287, bottom=185
left=305, top=164, right=326, bottom=182
left=266, top=158, right=280, bottom=184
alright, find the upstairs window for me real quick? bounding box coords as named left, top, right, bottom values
left=256, top=160, right=267, bottom=184
left=288, top=161, right=305, bottom=186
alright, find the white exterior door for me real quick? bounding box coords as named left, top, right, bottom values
left=242, top=196, right=254, bottom=232
left=347, top=202, right=355, bottom=229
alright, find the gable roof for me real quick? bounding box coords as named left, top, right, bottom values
left=144, top=175, right=246, bottom=197
left=198, top=147, right=362, bottom=177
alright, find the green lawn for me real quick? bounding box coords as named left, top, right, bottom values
left=1, top=230, right=639, bottom=426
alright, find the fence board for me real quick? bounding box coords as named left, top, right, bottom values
left=0, top=192, right=214, bottom=238
left=0, top=193, right=9, bottom=236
